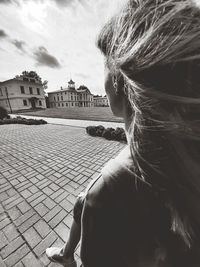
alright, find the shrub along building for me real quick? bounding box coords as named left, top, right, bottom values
left=0, top=73, right=46, bottom=112
left=48, top=79, right=94, bottom=108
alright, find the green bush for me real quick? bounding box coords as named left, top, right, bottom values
left=86, top=125, right=127, bottom=143
left=0, top=107, right=9, bottom=120
left=0, top=117, right=47, bottom=125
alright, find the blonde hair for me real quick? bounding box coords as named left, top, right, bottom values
left=98, top=0, right=200, bottom=247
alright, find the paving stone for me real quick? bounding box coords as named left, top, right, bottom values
left=42, top=187, right=54, bottom=195
left=54, top=222, right=70, bottom=242
left=22, top=252, right=43, bottom=267
left=6, top=188, right=17, bottom=197
left=0, top=257, right=6, bottom=267
left=43, top=206, right=61, bottom=222
left=0, top=236, right=24, bottom=259
left=30, top=194, right=46, bottom=207
left=7, top=206, right=22, bottom=221
left=33, top=231, right=57, bottom=257
left=13, top=260, right=24, bottom=267
left=15, top=209, right=36, bottom=227
left=3, top=223, right=19, bottom=242
left=18, top=213, right=40, bottom=233
left=20, top=189, right=33, bottom=199
left=4, top=243, right=30, bottom=266
left=0, top=192, right=9, bottom=202
left=51, top=188, right=64, bottom=200
left=34, top=219, right=51, bottom=238
left=17, top=201, right=32, bottom=214
left=60, top=199, right=73, bottom=212
left=63, top=214, right=73, bottom=228
left=43, top=198, right=56, bottom=209
left=0, top=218, right=10, bottom=230
left=0, top=231, right=8, bottom=250
left=34, top=203, right=49, bottom=217
left=23, top=227, right=42, bottom=248
left=48, top=209, right=68, bottom=228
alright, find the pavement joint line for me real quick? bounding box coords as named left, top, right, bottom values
left=1, top=206, right=43, bottom=266
left=1, top=157, right=80, bottom=223
left=1, top=176, right=70, bottom=266
left=0, top=124, right=126, bottom=266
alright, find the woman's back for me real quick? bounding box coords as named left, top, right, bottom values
left=81, top=148, right=200, bottom=267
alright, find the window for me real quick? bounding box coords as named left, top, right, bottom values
left=71, top=96, right=73, bottom=100
left=54, top=96, right=56, bottom=101
left=57, top=96, right=59, bottom=101
left=58, top=103, right=60, bottom=107
left=39, top=100, right=42, bottom=106
left=20, top=86, right=25, bottom=94
left=62, top=103, right=64, bottom=107
left=29, top=87, right=33, bottom=94
left=23, top=99, right=27, bottom=106
left=0, top=88, right=2, bottom=96
left=72, top=102, right=73, bottom=106
left=66, top=103, right=68, bottom=106
left=37, top=88, right=40, bottom=95
left=61, top=96, right=63, bottom=100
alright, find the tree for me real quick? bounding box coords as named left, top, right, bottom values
left=17, top=71, right=48, bottom=90
left=42, top=80, right=48, bottom=90
left=21, top=71, right=42, bottom=83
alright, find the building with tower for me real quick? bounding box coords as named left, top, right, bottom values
left=48, top=79, right=94, bottom=108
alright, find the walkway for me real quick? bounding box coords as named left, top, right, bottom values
left=10, top=115, right=125, bottom=129
left=0, top=123, right=125, bottom=266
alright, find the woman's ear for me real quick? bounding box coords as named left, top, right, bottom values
left=104, top=70, right=126, bottom=117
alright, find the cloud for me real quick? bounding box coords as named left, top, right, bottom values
left=11, top=39, right=26, bottom=52
left=0, top=0, right=19, bottom=5
left=33, top=46, right=61, bottom=68
left=0, top=0, right=11, bottom=3
left=0, top=29, right=8, bottom=39
left=52, top=0, right=84, bottom=7
left=76, top=73, right=89, bottom=79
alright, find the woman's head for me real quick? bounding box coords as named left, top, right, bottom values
left=98, top=0, right=200, bottom=247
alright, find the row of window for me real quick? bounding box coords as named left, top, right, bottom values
left=23, top=99, right=42, bottom=106
left=53, top=95, right=92, bottom=101
left=57, top=102, right=78, bottom=107
left=52, top=102, right=93, bottom=107
left=20, top=86, right=40, bottom=95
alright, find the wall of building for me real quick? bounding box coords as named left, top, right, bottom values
left=0, top=79, right=46, bottom=112
left=94, top=97, right=109, bottom=107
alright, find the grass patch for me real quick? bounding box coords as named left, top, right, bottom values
left=17, top=107, right=123, bottom=122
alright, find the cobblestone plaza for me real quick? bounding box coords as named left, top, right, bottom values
left=0, top=124, right=125, bottom=267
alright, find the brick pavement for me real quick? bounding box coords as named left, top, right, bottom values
left=0, top=124, right=125, bottom=267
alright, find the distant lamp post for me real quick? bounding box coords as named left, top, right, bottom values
left=5, top=87, right=12, bottom=114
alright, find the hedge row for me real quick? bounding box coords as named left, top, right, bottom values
left=0, top=117, right=47, bottom=125
left=86, top=125, right=127, bottom=143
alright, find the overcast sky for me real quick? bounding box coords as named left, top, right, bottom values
left=0, top=0, right=123, bottom=95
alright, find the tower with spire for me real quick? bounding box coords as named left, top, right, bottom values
left=68, top=79, right=75, bottom=90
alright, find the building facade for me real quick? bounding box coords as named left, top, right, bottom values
left=93, top=95, right=109, bottom=107
left=48, top=80, right=94, bottom=108
left=0, top=75, right=46, bottom=112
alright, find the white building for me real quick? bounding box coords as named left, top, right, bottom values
left=48, top=80, right=94, bottom=108
left=93, top=95, right=109, bottom=107
left=0, top=75, right=46, bottom=112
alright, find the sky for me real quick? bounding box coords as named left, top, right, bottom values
left=0, top=0, right=123, bottom=95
